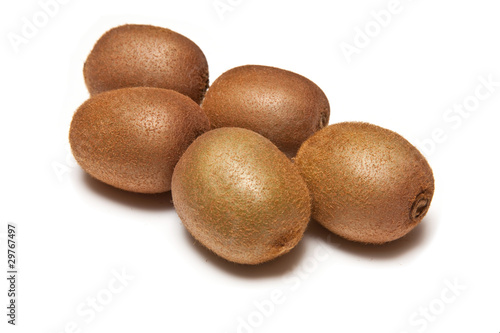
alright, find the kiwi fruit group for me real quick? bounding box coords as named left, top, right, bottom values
left=84, top=24, right=209, bottom=104
left=171, top=127, right=311, bottom=264
left=295, top=122, right=434, bottom=244
left=201, top=65, right=330, bottom=155
left=69, top=23, right=435, bottom=266
left=69, top=87, right=210, bottom=194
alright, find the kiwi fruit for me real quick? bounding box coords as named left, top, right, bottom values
left=69, top=87, right=210, bottom=194
left=201, top=65, right=330, bottom=156
left=171, top=127, right=311, bottom=264
left=84, top=24, right=209, bottom=104
left=295, top=122, right=434, bottom=244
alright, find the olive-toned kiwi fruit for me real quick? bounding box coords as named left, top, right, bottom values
left=295, top=122, right=434, bottom=244
left=171, top=127, right=311, bottom=264
left=84, top=24, right=209, bottom=104
left=201, top=65, right=330, bottom=155
left=69, top=87, right=210, bottom=194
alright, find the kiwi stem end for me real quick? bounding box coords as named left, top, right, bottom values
left=410, top=192, right=431, bottom=222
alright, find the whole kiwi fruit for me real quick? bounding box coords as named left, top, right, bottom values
left=171, top=127, right=311, bottom=264
left=295, top=122, right=434, bottom=244
left=84, top=24, right=209, bottom=104
left=69, top=87, right=210, bottom=194
left=201, top=65, right=330, bottom=156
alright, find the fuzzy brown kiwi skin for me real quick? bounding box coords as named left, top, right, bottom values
left=201, top=65, right=330, bottom=156
left=69, top=87, right=210, bottom=194
left=171, top=127, right=312, bottom=265
left=84, top=24, right=209, bottom=104
left=295, top=122, right=435, bottom=244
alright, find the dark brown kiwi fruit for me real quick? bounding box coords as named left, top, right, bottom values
left=295, top=122, right=434, bottom=244
left=201, top=65, right=330, bottom=156
left=69, top=87, right=210, bottom=194
left=171, top=127, right=311, bottom=264
left=84, top=24, right=209, bottom=104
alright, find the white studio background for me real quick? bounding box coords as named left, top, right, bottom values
left=1, top=0, right=499, bottom=332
